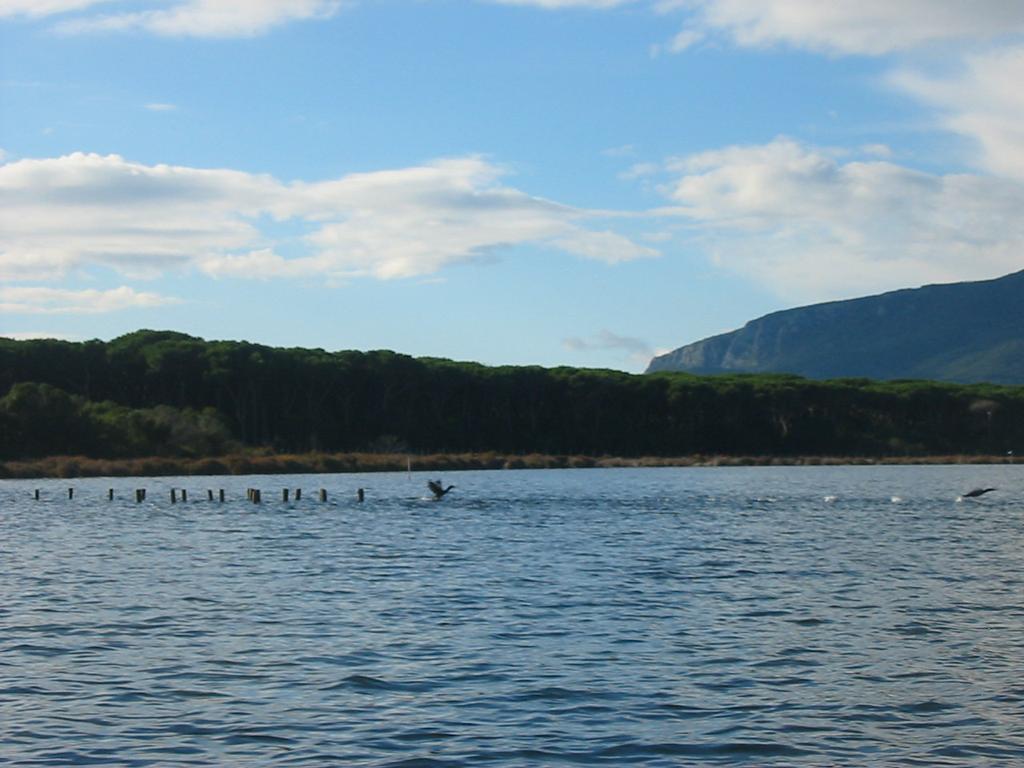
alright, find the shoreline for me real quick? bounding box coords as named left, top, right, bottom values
left=1, top=451, right=1020, bottom=479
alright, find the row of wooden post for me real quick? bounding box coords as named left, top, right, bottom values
left=35, top=487, right=366, bottom=503
left=244, top=488, right=332, bottom=503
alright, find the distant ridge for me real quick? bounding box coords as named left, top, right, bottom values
left=647, top=270, right=1024, bottom=384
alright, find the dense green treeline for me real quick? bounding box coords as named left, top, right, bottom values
left=1, top=329, right=1022, bottom=460
left=0, top=382, right=234, bottom=460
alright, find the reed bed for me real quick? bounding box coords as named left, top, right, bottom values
left=1, top=452, right=1020, bottom=479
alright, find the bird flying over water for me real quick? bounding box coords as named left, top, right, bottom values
left=428, top=480, right=455, bottom=499
left=962, top=487, right=996, bottom=498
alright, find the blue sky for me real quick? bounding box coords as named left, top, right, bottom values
left=3, top=1, right=1024, bottom=370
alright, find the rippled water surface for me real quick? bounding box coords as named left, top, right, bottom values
left=3, top=465, right=1024, bottom=766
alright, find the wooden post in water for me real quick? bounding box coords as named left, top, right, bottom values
left=171, top=489, right=177, bottom=504
left=181, top=489, right=188, bottom=503
left=34, top=489, right=40, bottom=501
left=208, top=489, right=214, bottom=501
left=219, top=489, right=225, bottom=503
left=283, top=488, right=290, bottom=502
left=108, top=489, right=114, bottom=501
left=295, top=488, right=302, bottom=501
left=319, top=488, right=327, bottom=502
left=68, top=488, right=74, bottom=500
left=136, top=489, right=146, bottom=503
left=357, top=488, right=365, bottom=503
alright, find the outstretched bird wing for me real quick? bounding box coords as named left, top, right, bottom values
left=964, top=487, right=996, bottom=498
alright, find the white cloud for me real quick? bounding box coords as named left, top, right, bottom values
left=651, top=3, right=1024, bottom=186
left=18, top=0, right=1024, bottom=52
left=860, top=143, right=892, bottom=158
left=668, top=1, right=1024, bottom=56
left=14, top=0, right=1024, bottom=50
left=666, top=28, right=702, bottom=53
left=620, top=161, right=661, bottom=180
left=893, top=46, right=1024, bottom=182
left=563, top=328, right=654, bottom=366
left=0, top=152, right=276, bottom=281
left=658, top=137, right=1024, bottom=300
left=652, top=3, right=1024, bottom=191
left=554, top=229, right=659, bottom=263
left=0, top=286, right=181, bottom=314
left=55, top=0, right=343, bottom=37
left=145, top=102, right=177, bottom=112
left=0, top=0, right=113, bottom=17
left=198, top=248, right=319, bottom=280
left=0, top=152, right=655, bottom=284
left=489, top=0, right=635, bottom=8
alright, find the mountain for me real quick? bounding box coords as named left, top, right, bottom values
left=646, top=270, right=1024, bottom=384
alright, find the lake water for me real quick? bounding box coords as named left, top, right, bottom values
left=2, top=465, right=1024, bottom=766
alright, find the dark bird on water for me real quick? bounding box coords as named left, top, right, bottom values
left=428, top=480, right=455, bottom=499
left=962, top=487, right=997, bottom=498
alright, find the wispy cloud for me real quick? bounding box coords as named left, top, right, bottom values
left=0, top=152, right=656, bottom=285
left=892, top=47, right=1024, bottom=182
left=488, top=0, right=636, bottom=8
left=0, top=286, right=181, bottom=314
left=53, top=0, right=344, bottom=37
left=651, top=136, right=1024, bottom=300
left=563, top=329, right=654, bottom=364
left=661, top=0, right=1024, bottom=56
left=144, top=102, right=177, bottom=112
left=643, top=2, right=1024, bottom=187
left=0, top=0, right=115, bottom=18
left=554, top=230, right=658, bottom=264
left=16, top=0, right=1024, bottom=52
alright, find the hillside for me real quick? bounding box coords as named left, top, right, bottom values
left=647, top=270, right=1024, bottom=383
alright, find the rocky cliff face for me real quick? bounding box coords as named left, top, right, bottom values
left=647, top=271, right=1024, bottom=384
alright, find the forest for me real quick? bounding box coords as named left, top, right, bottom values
left=1, top=329, right=1022, bottom=462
